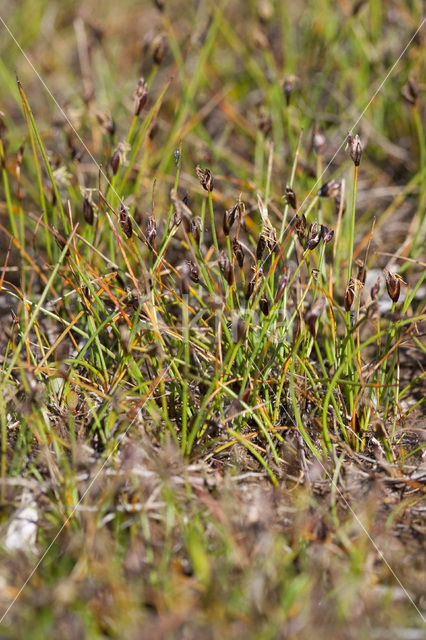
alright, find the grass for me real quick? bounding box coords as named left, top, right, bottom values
left=0, top=0, right=425, bottom=638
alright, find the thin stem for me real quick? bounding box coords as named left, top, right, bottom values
left=347, top=164, right=359, bottom=281
left=208, top=191, right=219, bottom=254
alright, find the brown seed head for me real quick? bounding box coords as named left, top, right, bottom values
left=232, top=237, right=245, bottom=268
left=285, top=185, right=297, bottom=210
left=274, top=272, right=289, bottom=304
left=134, top=78, right=148, bottom=116
left=110, top=141, right=130, bottom=175
left=186, top=260, right=199, bottom=284
left=111, top=149, right=120, bottom=174
left=322, top=226, right=335, bottom=244
left=246, top=275, right=256, bottom=301
left=257, top=224, right=277, bottom=260
left=384, top=268, right=404, bottom=303
left=219, top=250, right=234, bottom=285
left=320, top=225, right=334, bottom=244
left=356, top=261, right=366, bottom=285
left=223, top=203, right=238, bottom=236
left=259, top=295, right=270, bottom=316
left=307, top=221, right=321, bottom=250
left=347, top=132, right=363, bottom=166
left=318, top=179, right=341, bottom=198
left=119, top=204, right=133, bottom=239
left=195, top=165, right=214, bottom=192
left=83, top=196, right=94, bottom=225
left=146, top=216, right=157, bottom=250
left=293, top=213, right=307, bottom=242
left=344, top=278, right=356, bottom=311
left=256, top=232, right=266, bottom=261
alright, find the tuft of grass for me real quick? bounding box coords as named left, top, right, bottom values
left=0, top=1, right=425, bottom=637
